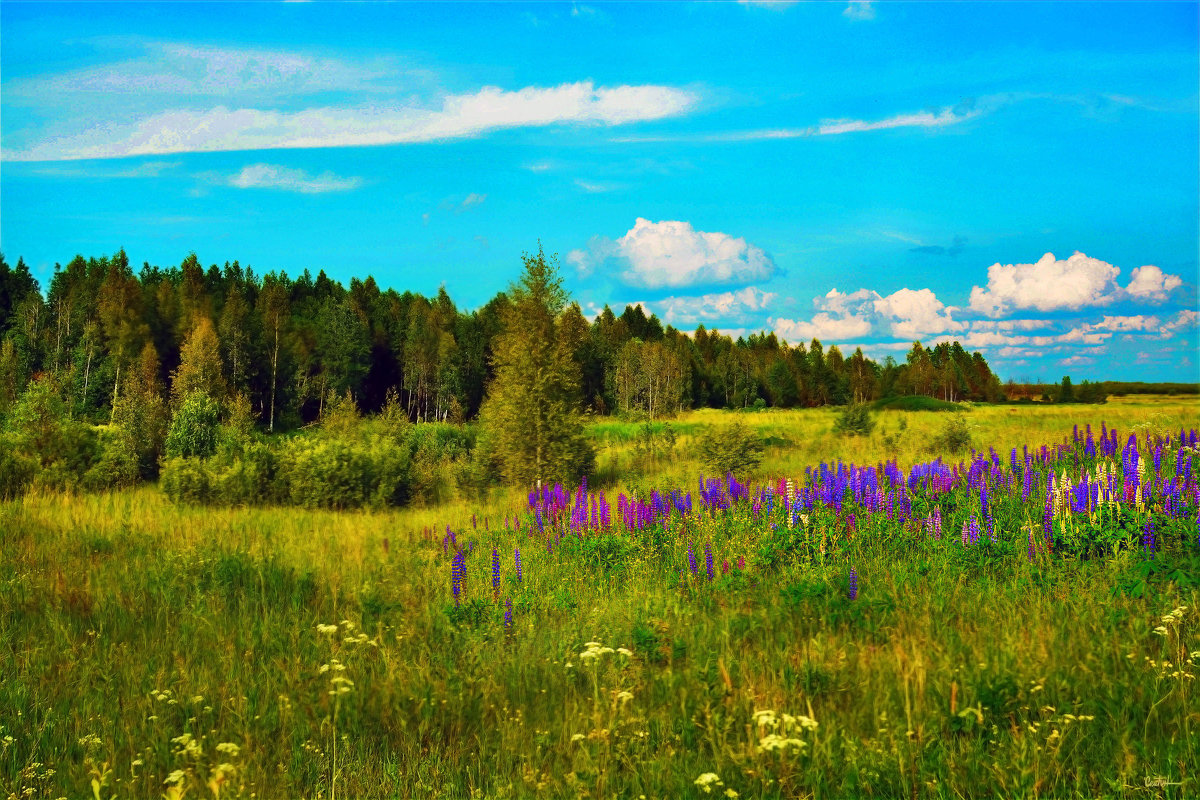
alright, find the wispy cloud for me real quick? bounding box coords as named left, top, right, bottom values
left=27, top=160, right=181, bottom=179
left=842, top=2, right=876, bottom=22
left=4, top=40, right=396, bottom=103
left=574, top=179, right=621, bottom=193
left=7, top=80, right=699, bottom=161
left=226, top=163, right=362, bottom=193
left=612, top=102, right=982, bottom=144
left=458, top=192, right=487, bottom=212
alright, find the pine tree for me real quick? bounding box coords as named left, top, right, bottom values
left=479, top=245, right=594, bottom=487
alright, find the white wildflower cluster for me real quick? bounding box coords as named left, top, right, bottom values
left=316, top=623, right=339, bottom=637
left=693, top=772, right=724, bottom=794
left=321, top=658, right=354, bottom=697
left=579, top=641, right=632, bottom=664
left=77, top=733, right=102, bottom=751
left=1153, top=606, right=1189, bottom=637
left=150, top=688, right=178, bottom=704
left=753, top=709, right=818, bottom=753
left=171, top=732, right=203, bottom=760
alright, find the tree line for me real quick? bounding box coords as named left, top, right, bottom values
left=0, top=248, right=1008, bottom=430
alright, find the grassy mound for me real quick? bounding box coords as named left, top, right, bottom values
left=873, top=394, right=964, bottom=412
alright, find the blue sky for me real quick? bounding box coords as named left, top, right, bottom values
left=2, top=1, right=1197, bottom=383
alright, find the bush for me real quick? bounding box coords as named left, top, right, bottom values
left=279, top=437, right=374, bottom=509
left=0, top=432, right=35, bottom=498
left=213, top=440, right=282, bottom=506
left=697, top=422, right=764, bottom=477
left=930, top=414, right=973, bottom=454
left=82, top=428, right=140, bottom=491
left=160, top=457, right=214, bottom=504
left=834, top=402, right=876, bottom=437
left=165, top=392, right=221, bottom=459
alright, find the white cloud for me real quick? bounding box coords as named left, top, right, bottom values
left=968, top=251, right=1185, bottom=316
left=739, top=0, right=798, bottom=9
left=5, top=41, right=393, bottom=102
left=817, top=106, right=979, bottom=136
left=574, top=179, right=620, bottom=193
left=773, top=312, right=874, bottom=343
left=969, top=251, right=1121, bottom=317
left=842, top=2, right=877, bottom=21
left=7, top=81, right=699, bottom=161
left=615, top=103, right=981, bottom=144
left=1125, top=264, right=1183, bottom=301
left=771, top=285, right=962, bottom=344
left=573, top=218, right=776, bottom=289
left=1058, top=355, right=1097, bottom=367
left=226, top=163, right=362, bottom=193
left=458, top=193, right=487, bottom=211
left=873, top=288, right=963, bottom=339
left=656, top=287, right=777, bottom=327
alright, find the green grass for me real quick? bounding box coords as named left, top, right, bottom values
left=3, top=399, right=1200, bottom=799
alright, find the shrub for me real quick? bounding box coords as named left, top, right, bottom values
left=279, top=437, right=374, bottom=509
left=834, top=402, right=876, bottom=437
left=0, top=432, right=35, bottom=498
left=213, top=440, right=282, bottom=506
left=165, top=392, right=221, bottom=459
left=160, top=457, right=214, bottom=504
left=930, top=414, right=973, bottom=454
left=82, top=428, right=140, bottom=491
left=697, top=422, right=764, bottom=477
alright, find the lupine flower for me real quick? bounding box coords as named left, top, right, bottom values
left=451, top=550, right=466, bottom=605
left=514, top=548, right=523, bottom=582
left=705, top=543, right=715, bottom=581
left=504, top=598, right=513, bottom=632
left=687, top=541, right=698, bottom=576
left=492, top=548, right=501, bottom=597
left=737, top=556, right=746, bottom=570
left=848, top=567, right=858, bottom=600
left=1143, top=519, right=1156, bottom=558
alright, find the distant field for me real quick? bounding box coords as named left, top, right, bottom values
left=2, top=399, right=1199, bottom=798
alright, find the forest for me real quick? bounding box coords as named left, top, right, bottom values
left=0, top=248, right=1008, bottom=429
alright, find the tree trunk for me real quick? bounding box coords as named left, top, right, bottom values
left=269, top=322, right=279, bottom=432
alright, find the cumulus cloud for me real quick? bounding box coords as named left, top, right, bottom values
left=226, top=163, right=362, bottom=193
left=7, top=80, right=699, bottom=161
left=570, top=218, right=776, bottom=289
left=968, top=251, right=1184, bottom=316
left=773, top=312, right=874, bottom=343
left=771, top=286, right=962, bottom=344
left=1125, top=264, right=1183, bottom=301
left=655, top=287, right=776, bottom=327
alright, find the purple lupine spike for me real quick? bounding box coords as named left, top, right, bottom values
left=1142, top=518, right=1156, bottom=558
left=736, top=555, right=746, bottom=570
left=687, top=542, right=698, bottom=576
left=451, top=549, right=466, bottom=605
left=705, top=543, right=714, bottom=581
left=504, top=598, right=513, bottom=632
left=848, top=566, right=858, bottom=600
left=514, top=548, right=522, bottom=582
left=492, top=548, right=501, bottom=597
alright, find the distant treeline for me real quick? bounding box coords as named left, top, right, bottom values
left=3, top=248, right=1007, bottom=427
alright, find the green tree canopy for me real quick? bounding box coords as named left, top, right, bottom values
left=479, top=245, right=594, bottom=487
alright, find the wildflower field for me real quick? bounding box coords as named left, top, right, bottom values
left=3, top=399, right=1200, bottom=799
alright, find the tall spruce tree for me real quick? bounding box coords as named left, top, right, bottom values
left=479, top=245, right=594, bottom=487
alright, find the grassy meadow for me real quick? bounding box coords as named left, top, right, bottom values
left=3, top=397, right=1200, bottom=799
